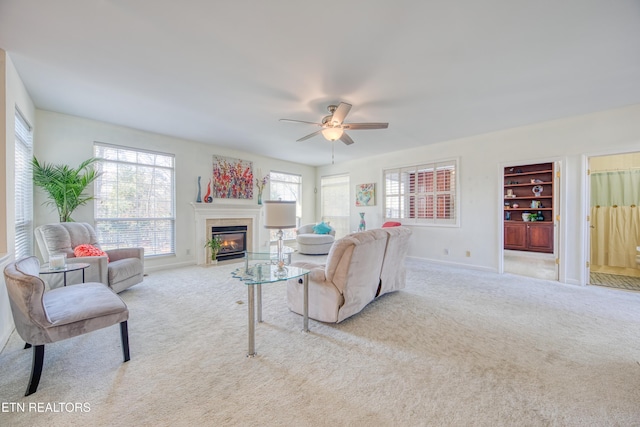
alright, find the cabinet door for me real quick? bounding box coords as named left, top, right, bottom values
left=527, top=222, right=554, bottom=253
left=504, top=222, right=527, bottom=250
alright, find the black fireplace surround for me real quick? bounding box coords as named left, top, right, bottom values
left=211, top=225, right=247, bottom=261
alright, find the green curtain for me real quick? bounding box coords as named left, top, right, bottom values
left=590, top=170, right=640, bottom=207
left=590, top=170, right=640, bottom=268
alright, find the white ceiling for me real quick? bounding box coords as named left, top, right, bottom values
left=1, top=1, right=640, bottom=166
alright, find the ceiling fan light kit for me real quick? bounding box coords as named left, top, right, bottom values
left=280, top=102, right=389, bottom=145
left=321, top=127, right=343, bottom=141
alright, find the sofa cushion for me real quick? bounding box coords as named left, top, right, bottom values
left=313, top=222, right=332, bottom=234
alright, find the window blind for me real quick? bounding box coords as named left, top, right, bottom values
left=269, top=171, right=302, bottom=241
left=321, top=174, right=350, bottom=237
left=94, top=143, right=175, bottom=256
left=15, top=110, right=33, bottom=260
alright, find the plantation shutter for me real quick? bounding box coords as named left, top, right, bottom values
left=384, top=159, right=457, bottom=226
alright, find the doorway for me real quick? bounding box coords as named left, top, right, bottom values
left=587, top=152, right=640, bottom=291
left=502, top=160, right=560, bottom=281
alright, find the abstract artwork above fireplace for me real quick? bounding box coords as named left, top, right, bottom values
left=212, top=155, right=253, bottom=200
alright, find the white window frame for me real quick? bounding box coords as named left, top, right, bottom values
left=321, top=174, right=350, bottom=238
left=269, top=171, right=302, bottom=242
left=94, top=143, right=176, bottom=256
left=15, top=109, right=34, bottom=260
left=383, top=159, right=459, bottom=227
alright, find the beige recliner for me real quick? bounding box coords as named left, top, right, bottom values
left=287, top=229, right=389, bottom=323
left=35, top=222, right=144, bottom=293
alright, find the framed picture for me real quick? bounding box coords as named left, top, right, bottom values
left=355, top=183, right=375, bottom=206
left=212, top=156, right=254, bottom=199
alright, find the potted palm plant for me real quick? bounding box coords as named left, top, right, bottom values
left=204, top=236, right=223, bottom=264
left=32, top=156, right=101, bottom=222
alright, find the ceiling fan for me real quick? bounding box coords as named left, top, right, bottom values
left=279, top=102, right=389, bottom=145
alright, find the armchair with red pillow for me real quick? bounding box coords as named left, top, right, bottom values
left=35, top=222, right=144, bottom=293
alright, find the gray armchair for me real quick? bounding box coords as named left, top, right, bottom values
left=3, top=256, right=130, bottom=396
left=35, top=222, right=144, bottom=293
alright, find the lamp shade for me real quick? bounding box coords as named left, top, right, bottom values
left=263, top=200, right=297, bottom=229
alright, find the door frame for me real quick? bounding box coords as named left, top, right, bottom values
left=498, top=157, right=565, bottom=281
left=582, top=148, right=640, bottom=286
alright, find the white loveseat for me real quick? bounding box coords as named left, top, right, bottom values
left=287, top=226, right=412, bottom=323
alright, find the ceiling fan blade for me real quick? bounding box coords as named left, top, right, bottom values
left=280, top=119, right=323, bottom=126
left=339, top=132, right=355, bottom=145
left=330, top=102, right=352, bottom=125
left=297, top=130, right=322, bottom=142
left=342, top=122, right=389, bottom=130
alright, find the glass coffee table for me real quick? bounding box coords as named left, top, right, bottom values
left=233, top=251, right=309, bottom=357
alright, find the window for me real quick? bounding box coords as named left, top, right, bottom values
left=94, top=143, right=175, bottom=256
left=15, top=110, right=33, bottom=259
left=321, top=174, right=350, bottom=237
left=384, top=159, right=458, bottom=226
left=269, top=171, right=301, bottom=241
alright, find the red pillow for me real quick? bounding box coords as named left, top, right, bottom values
left=74, top=244, right=109, bottom=261
left=382, top=221, right=402, bottom=228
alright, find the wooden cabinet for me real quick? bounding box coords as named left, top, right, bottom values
left=505, top=221, right=553, bottom=253
left=504, top=162, right=554, bottom=253
left=504, top=222, right=527, bottom=250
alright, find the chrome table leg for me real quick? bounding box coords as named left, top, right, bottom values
left=247, top=285, right=256, bottom=357
left=257, top=283, right=262, bottom=323
left=303, top=274, right=309, bottom=332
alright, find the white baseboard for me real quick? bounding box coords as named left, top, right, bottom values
left=406, top=256, right=498, bottom=273
left=144, top=260, right=196, bottom=274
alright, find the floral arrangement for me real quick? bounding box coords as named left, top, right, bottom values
left=255, top=171, right=269, bottom=204
left=255, top=173, right=269, bottom=194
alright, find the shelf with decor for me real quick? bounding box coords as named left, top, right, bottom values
left=503, top=162, right=554, bottom=253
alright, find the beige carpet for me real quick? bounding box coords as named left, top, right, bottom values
left=2, top=256, right=640, bottom=426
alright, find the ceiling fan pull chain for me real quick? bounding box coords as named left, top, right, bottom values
left=332, top=142, right=335, bottom=164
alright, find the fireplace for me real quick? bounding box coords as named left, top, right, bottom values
left=212, top=225, right=247, bottom=261
left=191, top=202, right=264, bottom=265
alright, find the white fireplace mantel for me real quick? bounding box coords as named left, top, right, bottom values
left=191, top=202, right=265, bottom=265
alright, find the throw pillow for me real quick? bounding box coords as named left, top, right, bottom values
left=382, top=221, right=402, bottom=228
left=313, top=222, right=332, bottom=234
left=74, top=244, right=109, bottom=261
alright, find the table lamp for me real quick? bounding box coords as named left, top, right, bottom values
left=263, top=200, right=296, bottom=267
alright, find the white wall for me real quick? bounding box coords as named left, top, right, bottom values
left=1, top=51, right=36, bottom=349
left=33, top=110, right=317, bottom=272
left=317, top=104, right=640, bottom=285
